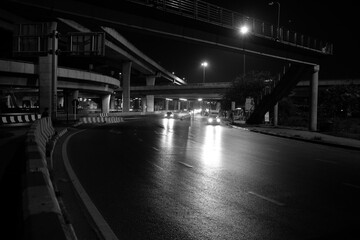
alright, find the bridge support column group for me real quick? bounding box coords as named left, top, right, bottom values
left=309, top=65, right=319, bottom=131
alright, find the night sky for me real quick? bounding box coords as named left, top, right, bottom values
left=120, top=0, right=359, bottom=83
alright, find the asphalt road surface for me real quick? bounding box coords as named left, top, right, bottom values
left=62, top=115, right=360, bottom=240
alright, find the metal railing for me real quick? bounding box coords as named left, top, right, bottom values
left=127, top=0, right=333, bottom=55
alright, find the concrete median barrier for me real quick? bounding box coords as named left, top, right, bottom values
left=23, top=117, right=72, bottom=240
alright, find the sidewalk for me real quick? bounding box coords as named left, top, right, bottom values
left=231, top=123, right=360, bottom=151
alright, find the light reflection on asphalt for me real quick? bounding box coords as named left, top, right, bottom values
left=201, top=125, right=223, bottom=168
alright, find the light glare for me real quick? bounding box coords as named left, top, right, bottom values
left=240, top=25, right=249, bottom=34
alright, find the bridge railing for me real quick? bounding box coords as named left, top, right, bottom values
left=127, top=0, right=333, bottom=55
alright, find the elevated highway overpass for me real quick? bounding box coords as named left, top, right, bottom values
left=1, top=0, right=332, bottom=130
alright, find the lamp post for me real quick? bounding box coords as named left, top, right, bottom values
left=201, top=61, right=208, bottom=83
left=268, top=1, right=281, bottom=39
left=239, top=24, right=250, bottom=77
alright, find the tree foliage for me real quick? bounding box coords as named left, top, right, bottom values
left=221, top=70, right=274, bottom=110
left=319, top=84, right=360, bottom=118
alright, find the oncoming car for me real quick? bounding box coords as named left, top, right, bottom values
left=207, top=113, right=221, bottom=125
left=164, top=111, right=174, bottom=118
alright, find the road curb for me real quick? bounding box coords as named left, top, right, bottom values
left=230, top=124, right=360, bottom=151
left=23, top=118, right=77, bottom=240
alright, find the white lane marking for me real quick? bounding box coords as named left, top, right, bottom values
left=62, top=130, right=119, bottom=240
left=152, top=147, right=159, bottom=151
left=178, top=161, right=193, bottom=168
left=147, top=161, right=164, bottom=171
left=343, top=182, right=360, bottom=190
left=314, top=158, right=337, bottom=165
left=248, top=191, right=285, bottom=206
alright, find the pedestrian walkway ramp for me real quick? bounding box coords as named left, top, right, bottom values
left=247, top=63, right=308, bottom=124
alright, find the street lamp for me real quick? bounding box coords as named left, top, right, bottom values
left=239, top=25, right=250, bottom=35
left=239, top=24, right=250, bottom=77
left=201, top=61, right=208, bottom=83
left=268, top=1, right=281, bottom=39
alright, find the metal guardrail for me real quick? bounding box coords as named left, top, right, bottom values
left=127, top=0, right=333, bottom=55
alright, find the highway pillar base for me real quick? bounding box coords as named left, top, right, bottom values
left=309, top=65, right=319, bottom=131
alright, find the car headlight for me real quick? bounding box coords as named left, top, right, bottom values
left=208, top=118, right=213, bottom=123
left=216, top=118, right=220, bottom=122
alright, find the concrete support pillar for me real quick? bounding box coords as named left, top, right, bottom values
left=122, top=61, right=132, bottom=112
left=165, top=99, right=169, bottom=110
left=66, top=90, right=79, bottom=114
left=146, top=76, right=156, bottom=86
left=102, top=94, right=111, bottom=114
left=146, top=95, right=154, bottom=112
left=141, top=97, right=147, bottom=112
left=177, top=101, right=181, bottom=110
left=309, top=65, right=320, bottom=131
left=110, top=95, right=115, bottom=110
left=39, top=22, right=58, bottom=119
left=144, top=75, right=156, bottom=112
left=273, top=103, right=278, bottom=126
left=273, top=73, right=280, bottom=126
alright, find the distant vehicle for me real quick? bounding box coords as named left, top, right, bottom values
left=178, top=110, right=191, bottom=120
left=164, top=111, right=174, bottom=118
left=207, top=113, right=221, bottom=125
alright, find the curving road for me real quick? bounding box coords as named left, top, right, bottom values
left=62, top=115, right=360, bottom=240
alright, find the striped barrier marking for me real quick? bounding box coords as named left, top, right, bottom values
left=79, top=116, right=123, bottom=124
left=1, top=116, right=7, bottom=123
left=0, top=113, right=42, bottom=125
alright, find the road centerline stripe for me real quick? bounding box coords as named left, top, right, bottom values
left=248, top=191, right=285, bottom=206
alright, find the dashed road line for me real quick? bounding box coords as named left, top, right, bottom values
left=147, top=160, right=164, bottom=171
left=152, top=147, right=159, bottom=151
left=178, top=161, right=193, bottom=168
left=248, top=191, right=285, bottom=206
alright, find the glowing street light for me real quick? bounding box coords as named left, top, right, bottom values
left=239, top=25, right=250, bottom=35
left=239, top=24, right=250, bottom=76
left=201, top=61, right=208, bottom=83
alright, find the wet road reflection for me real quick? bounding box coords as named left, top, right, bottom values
left=201, top=125, right=223, bottom=168
left=65, top=115, right=360, bottom=240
